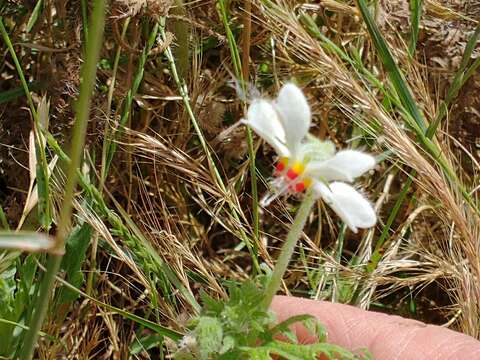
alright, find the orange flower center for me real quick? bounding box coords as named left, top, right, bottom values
left=274, top=158, right=312, bottom=193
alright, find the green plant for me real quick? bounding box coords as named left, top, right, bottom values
left=175, top=280, right=368, bottom=360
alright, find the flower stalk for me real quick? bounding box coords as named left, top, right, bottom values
left=261, top=188, right=317, bottom=310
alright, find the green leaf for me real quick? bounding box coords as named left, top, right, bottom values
left=0, top=206, right=8, bottom=230
left=0, top=254, right=38, bottom=357
left=268, top=314, right=314, bottom=342
left=130, top=334, right=163, bottom=355
left=196, top=316, right=223, bottom=359
left=0, top=82, right=42, bottom=104
left=34, top=98, right=52, bottom=230
left=56, top=223, right=92, bottom=305
left=408, top=0, right=422, bottom=57
left=243, top=340, right=364, bottom=360
left=26, top=0, right=43, bottom=33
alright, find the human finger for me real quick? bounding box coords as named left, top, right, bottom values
left=271, top=295, right=480, bottom=359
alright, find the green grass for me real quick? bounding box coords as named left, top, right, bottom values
left=1, top=0, right=480, bottom=357
left=19, top=0, right=107, bottom=357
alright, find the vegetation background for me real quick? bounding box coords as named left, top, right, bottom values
left=0, top=0, right=480, bottom=358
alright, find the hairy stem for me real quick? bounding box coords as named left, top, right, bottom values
left=262, top=189, right=316, bottom=309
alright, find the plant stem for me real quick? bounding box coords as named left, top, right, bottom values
left=20, top=254, right=62, bottom=359
left=102, top=21, right=159, bottom=178
left=0, top=18, right=53, bottom=229
left=159, top=20, right=260, bottom=272
left=217, top=0, right=260, bottom=258
left=19, top=1, right=106, bottom=358
left=261, top=189, right=316, bottom=310
left=0, top=18, right=36, bottom=116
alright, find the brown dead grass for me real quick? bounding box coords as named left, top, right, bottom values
left=1, top=0, right=480, bottom=356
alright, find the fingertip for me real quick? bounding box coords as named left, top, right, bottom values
left=271, top=296, right=480, bottom=360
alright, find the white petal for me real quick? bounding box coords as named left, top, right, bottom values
left=313, top=182, right=376, bottom=233
left=242, top=99, right=290, bottom=157
left=307, top=150, right=376, bottom=182
left=274, top=83, right=311, bottom=155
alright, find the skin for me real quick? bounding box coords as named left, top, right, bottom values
left=271, top=296, right=480, bottom=359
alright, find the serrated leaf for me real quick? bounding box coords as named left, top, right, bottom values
left=196, top=316, right=223, bottom=359
left=269, top=314, right=313, bottom=335
left=200, top=289, right=224, bottom=315
left=303, top=317, right=327, bottom=342
left=243, top=340, right=363, bottom=360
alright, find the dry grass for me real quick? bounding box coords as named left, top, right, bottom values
left=1, top=0, right=480, bottom=357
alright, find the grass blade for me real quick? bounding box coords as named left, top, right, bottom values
left=160, top=16, right=260, bottom=271
left=0, top=82, right=42, bottom=104
left=355, top=0, right=427, bottom=132
left=217, top=0, right=260, bottom=255
left=54, top=274, right=183, bottom=341
left=26, top=0, right=43, bottom=33
left=408, top=0, right=422, bottom=57
left=357, top=16, right=480, bottom=274
left=427, top=26, right=480, bottom=137
left=20, top=0, right=107, bottom=357
left=0, top=206, right=9, bottom=230
left=0, top=17, right=52, bottom=231
left=101, top=22, right=160, bottom=179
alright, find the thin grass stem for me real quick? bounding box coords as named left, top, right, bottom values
left=0, top=17, right=52, bottom=229
left=100, top=16, right=130, bottom=187
left=159, top=19, right=260, bottom=272
left=19, top=1, right=106, bottom=358
left=102, top=21, right=159, bottom=179
left=45, top=132, right=201, bottom=312
left=217, top=0, right=260, bottom=251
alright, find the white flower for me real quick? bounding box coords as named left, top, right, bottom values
left=241, top=83, right=377, bottom=233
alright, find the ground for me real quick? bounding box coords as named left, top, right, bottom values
left=1, top=0, right=480, bottom=358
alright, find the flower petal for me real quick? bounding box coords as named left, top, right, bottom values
left=313, top=181, right=376, bottom=233
left=307, top=150, right=376, bottom=182
left=274, top=83, right=311, bottom=156
left=242, top=99, right=290, bottom=157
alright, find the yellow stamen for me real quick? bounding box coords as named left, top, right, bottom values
left=303, top=178, right=312, bottom=188
left=291, top=161, right=305, bottom=175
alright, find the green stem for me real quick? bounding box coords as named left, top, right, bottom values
left=0, top=18, right=36, bottom=116
left=262, top=189, right=316, bottom=310
left=81, top=0, right=89, bottom=46
left=159, top=21, right=260, bottom=272
left=0, top=17, right=52, bottom=230
left=100, top=16, right=130, bottom=187
left=217, top=0, right=260, bottom=255
left=20, top=1, right=106, bottom=358
left=102, top=21, right=159, bottom=178
left=19, top=254, right=62, bottom=359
